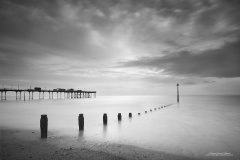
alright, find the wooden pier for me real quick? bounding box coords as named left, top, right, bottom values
left=0, top=87, right=96, bottom=101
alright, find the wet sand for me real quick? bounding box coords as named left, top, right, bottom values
left=0, top=128, right=205, bottom=160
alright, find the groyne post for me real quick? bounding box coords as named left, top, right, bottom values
left=40, top=115, right=48, bottom=138
left=129, top=113, right=132, bottom=118
left=103, top=113, right=107, bottom=125
left=118, top=113, right=122, bottom=121
left=78, top=114, right=84, bottom=131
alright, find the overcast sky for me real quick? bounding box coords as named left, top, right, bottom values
left=0, top=0, right=240, bottom=95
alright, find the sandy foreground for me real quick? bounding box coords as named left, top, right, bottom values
left=0, top=128, right=230, bottom=160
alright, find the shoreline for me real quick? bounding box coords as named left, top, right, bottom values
left=0, top=128, right=204, bottom=160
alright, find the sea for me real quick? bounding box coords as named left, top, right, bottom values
left=1, top=94, right=240, bottom=159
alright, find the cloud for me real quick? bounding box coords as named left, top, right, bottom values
left=0, top=0, right=240, bottom=94
left=121, top=40, right=240, bottom=78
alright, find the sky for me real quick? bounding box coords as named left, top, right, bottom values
left=0, top=0, right=240, bottom=95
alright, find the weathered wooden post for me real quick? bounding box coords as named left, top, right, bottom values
left=118, top=113, right=122, bottom=121
left=129, top=113, right=132, bottom=118
left=103, top=113, right=107, bottom=125
left=78, top=114, right=84, bottom=131
left=40, top=115, right=48, bottom=138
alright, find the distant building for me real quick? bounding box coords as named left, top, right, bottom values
left=67, top=88, right=74, bottom=92
left=34, top=87, right=41, bottom=91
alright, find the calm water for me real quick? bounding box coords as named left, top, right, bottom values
left=1, top=95, right=240, bottom=159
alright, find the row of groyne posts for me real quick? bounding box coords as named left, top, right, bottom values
left=40, top=104, right=172, bottom=138
left=0, top=87, right=96, bottom=101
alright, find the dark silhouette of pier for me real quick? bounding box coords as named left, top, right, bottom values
left=0, top=87, right=96, bottom=101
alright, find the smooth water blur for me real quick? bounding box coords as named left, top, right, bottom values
left=1, top=95, right=240, bottom=159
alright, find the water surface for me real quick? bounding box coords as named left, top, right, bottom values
left=1, top=95, right=240, bottom=159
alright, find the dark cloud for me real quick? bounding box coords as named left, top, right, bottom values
left=121, top=40, right=240, bottom=78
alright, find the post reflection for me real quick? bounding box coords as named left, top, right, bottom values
left=102, top=124, right=107, bottom=137
left=78, top=131, right=84, bottom=141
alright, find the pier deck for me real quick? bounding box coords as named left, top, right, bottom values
left=0, top=88, right=96, bottom=101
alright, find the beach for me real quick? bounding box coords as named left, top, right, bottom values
left=1, top=128, right=204, bottom=160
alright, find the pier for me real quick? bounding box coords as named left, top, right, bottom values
left=0, top=87, right=96, bottom=101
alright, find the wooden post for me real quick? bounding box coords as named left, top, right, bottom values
left=129, top=113, right=132, bottom=118
left=177, top=83, right=179, bottom=103
left=103, top=113, right=107, bottom=125
left=40, top=115, right=48, bottom=138
left=118, top=113, right=122, bottom=121
left=78, top=114, right=84, bottom=131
